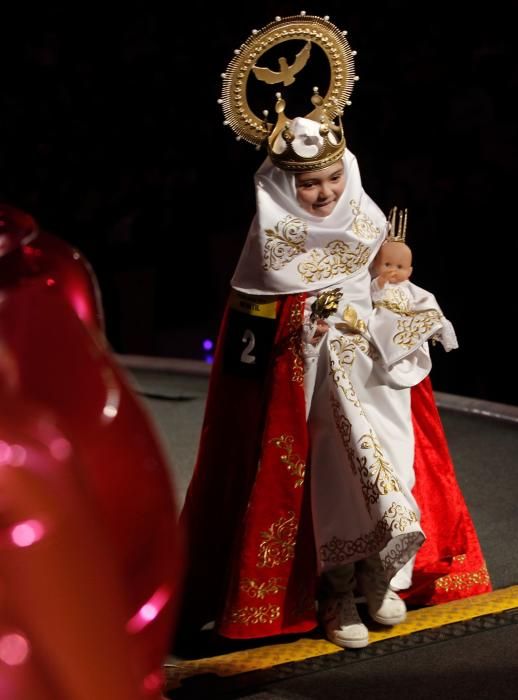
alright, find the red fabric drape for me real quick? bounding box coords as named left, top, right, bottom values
left=178, top=294, right=491, bottom=641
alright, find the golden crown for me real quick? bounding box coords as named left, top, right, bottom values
left=219, top=12, right=358, bottom=172
left=266, top=89, right=345, bottom=172
left=387, top=206, right=408, bottom=243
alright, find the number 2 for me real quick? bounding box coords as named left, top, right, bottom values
left=240, top=329, right=256, bottom=364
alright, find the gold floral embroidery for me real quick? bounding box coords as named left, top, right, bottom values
left=258, top=511, right=297, bottom=568
left=287, top=297, right=304, bottom=384
left=226, top=604, right=281, bottom=626
left=297, top=240, right=370, bottom=283
left=375, top=287, right=411, bottom=313
left=239, top=577, right=287, bottom=599
left=350, top=200, right=381, bottom=240
left=329, top=334, right=378, bottom=412
left=359, top=430, right=401, bottom=496
left=320, top=502, right=419, bottom=565
left=320, top=520, right=391, bottom=564
left=330, top=333, right=377, bottom=374
left=393, top=310, right=442, bottom=349
left=435, top=562, right=491, bottom=592
left=382, top=532, right=425, bottom=579
left=263, top=216, right=308, bottom=271
left=331, top=398, right=356, bottom=473
left=384, top=502, right=419, bottom=532
left=331, top=359, right=361, bottom=410
left=330, top=398, right=378, bottom=513
left=330, top=399, right=401, bottom=515
left=269, top=434, right=306, bottom=488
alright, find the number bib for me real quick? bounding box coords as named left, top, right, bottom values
left=222, top=292, right=278, bottom=378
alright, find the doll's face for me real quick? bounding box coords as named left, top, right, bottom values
left=294, top=162, right=345, bottom=217
left=374, top=241, right=413, bottom=283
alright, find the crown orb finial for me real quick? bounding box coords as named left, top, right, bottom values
left=275, top=94, right=286, bottom=115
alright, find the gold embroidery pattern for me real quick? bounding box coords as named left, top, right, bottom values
left=359, top=430, right=401, bottom=496
left=320, top=502, right=419, bottom=565
left=435, top=562, right=491, bottom=592
left=350, top=200, right=381, bottom=240
left=331, top=397, right=356, bottom=473
left=374, top=299, right=440, bottom=318
left=329, top=334, right=378, bottom=412
left=287, top=297, right=304, bottom=384
left=331, top=333, right=378, bottom=373
left=376, top=287, right=411, bottom=313
left=382, top=532, right=424, bottom=579
left=331, top=357, right=361, bottom=410
left=384, top=502, right=419, bottom=532
left=320, top=520, right=391, bottom=564
left=227, top=604, right=281, bottom=626
left=330, top=398, right=378, bottom=513
left=393, top=310, right=442, bottom=349
left=269, top=434, right=306, bottom=488
left=258, top=511, right=297, bottom=568
left=297, top=240, right=371, bottom=283
left=263, top=216, right=308, bottom=271
left=239, top=577, right=287, bottom=599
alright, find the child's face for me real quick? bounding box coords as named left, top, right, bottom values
left=294, top=162, right=346, bottom=217
left=374, top=241, right=413, bottom=283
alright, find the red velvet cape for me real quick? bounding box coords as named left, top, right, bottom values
left=179, top=294, right=491, bottom=640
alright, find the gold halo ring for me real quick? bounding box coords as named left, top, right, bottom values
left=220, top=14, right=357, bottom=146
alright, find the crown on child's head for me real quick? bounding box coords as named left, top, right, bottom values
left=266, top=89, right=345, bottom=172
left=219, top=12, right=358, bottom=172
left=387, top=206, right=408, bottom=243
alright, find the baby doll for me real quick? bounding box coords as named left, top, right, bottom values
left=369, top=208, right=458, bottom=371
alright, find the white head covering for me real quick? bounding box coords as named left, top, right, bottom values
left=231, top=118, right=388, bottom=295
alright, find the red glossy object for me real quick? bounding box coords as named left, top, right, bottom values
left=0, top=203, right=181, bottom=699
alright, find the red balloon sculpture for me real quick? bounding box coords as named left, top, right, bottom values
left=0, top=203, right=181, bottom=700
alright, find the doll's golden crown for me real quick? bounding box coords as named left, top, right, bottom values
left=219, top=13, right=357, bottom=172
left=387, top=206, right=408, bottom=242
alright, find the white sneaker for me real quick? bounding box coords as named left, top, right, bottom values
left=320, top=592, right=369, bottom=648
left=357, top=559, right=407, bottom=626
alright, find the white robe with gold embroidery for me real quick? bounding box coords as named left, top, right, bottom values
left=231, top=145, right=436, bottom=584
left=369, top=278, right=458, bottom=370
left=302, top=270, right=428, bottom=579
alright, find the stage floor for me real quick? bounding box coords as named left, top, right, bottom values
left=124, top=360, right=518, bottom=699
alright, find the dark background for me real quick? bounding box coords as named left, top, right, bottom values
left=1, top=2, right=516, bottom=404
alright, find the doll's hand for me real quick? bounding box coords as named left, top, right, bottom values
left=375, top=274, right=389, bottom=288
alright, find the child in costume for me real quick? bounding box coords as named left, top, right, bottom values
left=178, top=13, right=490, bottom=652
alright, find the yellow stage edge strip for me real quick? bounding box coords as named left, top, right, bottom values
left=165, top=585, right=518, bottom=689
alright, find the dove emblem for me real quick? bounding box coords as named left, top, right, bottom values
left=252, top=41, right=312, bottom=86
